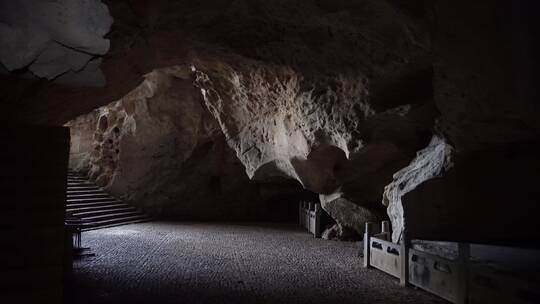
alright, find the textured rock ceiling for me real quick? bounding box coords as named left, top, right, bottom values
left=1, top=0, right=431, bottom=125
left=0, top=0, right=112, bottom=86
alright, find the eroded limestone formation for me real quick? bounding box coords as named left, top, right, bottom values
left=62, top=0, right=438, bottom=236
left=320, top=194, right=380, bottom=240
left=382, top=135, right=453, bottom=242
left=193, top=60, right=436, bottom=237
left=67, top=113, right=98, bottom=172
left=68, top=66, right=309, bottom=221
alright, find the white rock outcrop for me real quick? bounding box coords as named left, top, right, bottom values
left=383, top=135, right=454, bottom=243
left=320, top=193, right=380, bottom=236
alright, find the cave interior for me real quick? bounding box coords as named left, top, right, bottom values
left=1, top=0, right=539, bottom=303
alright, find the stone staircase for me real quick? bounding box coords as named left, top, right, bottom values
left=67, top=171, right=151, bottom=230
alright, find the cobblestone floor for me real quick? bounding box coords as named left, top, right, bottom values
left=68, top=222, right=446, bottom=304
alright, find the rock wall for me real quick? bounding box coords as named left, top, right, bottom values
left=67, top=113, right=98, bottom=172
left=380, top=0, right=540, bottom=245
left=5, top=0, right=440, bottom=236
left=431, top=0, right=539, bottom=153
left=68, top=66, right=310, bottom=221
left=0, top=0, right=112, bottom=86
left=193, top=58, right=436, bottom=237
left=320, top=195, right=380, bottom=240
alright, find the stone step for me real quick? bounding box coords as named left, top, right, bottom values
left=67, top=178, right=90, bottom=181
left=66, top=171, right=152, bottom=230
left=67, top=189, right=103, bottom=195
left=68, top=178, right=87, bottom=182
left=67, top=193, right=111, bottom=199
left=81, top=216, right=152, bottom=231
left=68, top=182, right=95, bottom=186
left=66, top=203, right=130, bottom=213
left=67, top=197, right=117, bottom=204
left=67, top=201, right=123, bottom=209
left=71, top=206, right=136, bottom=218
left=79, top=211, right=146, bottom=222
left=67, top=186, right=100, bottom=191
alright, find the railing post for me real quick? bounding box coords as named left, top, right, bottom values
left=456, top=242, right=470, bottom=304
left=363, top=222, right=373, bottom=268
left=381, top=220, right=390, bottom=241
left=299, top=201, right=303, bottom=226
left=314, top=204, right=321, bottom=238
left=304, top=201, right=308, bottom=229
left=399, top=230, right=409, bottom=287
left=304, top=202, right=309, bottom=230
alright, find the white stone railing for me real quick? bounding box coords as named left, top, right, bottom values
left=298, top=201, right=322, bottom=238
left=362, top=221, right=537, bottom=304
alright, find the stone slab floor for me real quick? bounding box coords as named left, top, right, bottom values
left=67, top=222, right=447, bottom=304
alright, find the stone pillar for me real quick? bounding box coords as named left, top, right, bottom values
left=0, top=124, right=70, bottom=303
left=298, top=201, right=303, bottom=226
left=363, top=222, right=374, bottom=268
left=381, top=220, right=390, bottom=241
left=399, top=230, right=410, bottom=287
left=314, top=204, right=321, bottom=238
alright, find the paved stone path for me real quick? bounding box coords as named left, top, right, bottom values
left=68, top=222, right=446, bottom=304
